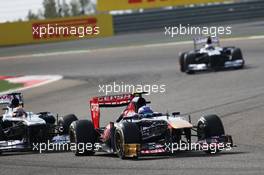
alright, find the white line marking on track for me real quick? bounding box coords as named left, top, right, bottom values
left=0, top=75, right=63, bottom=95
left=141, top=35, right=264, bottom=48
left=0, top=34, right=264, bottom=60
left=0, top=50, right=91, bottom=60
left=31, top=50, right=91, bottom=57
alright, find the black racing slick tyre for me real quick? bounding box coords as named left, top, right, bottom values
left=114, top=122, right=141, bottom=159
left=231, top=48, right=244, bottom=69
left=69, top=120, right=96, bottom=156
left=38, top=112, right=56, bottom=125
left=197, top=114, right=225, bottom=139
left=184, top=53, right=195, bottom=74
left=179, top=52, right=186, bottom=72
left=58, top=114, right=78, bottom=134
left=0, top=121, right=3, bottom=154
left=0, top=124, right=5, bottom=141
left=231, top=48, right=243, bottom=60
left=197, top=115, right=225, bottom=154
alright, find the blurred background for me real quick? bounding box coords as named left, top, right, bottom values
left=0, top=0, right=263, bottom=47
left=0, top=0, right=96, bottom=22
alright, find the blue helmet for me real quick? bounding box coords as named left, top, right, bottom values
left=138, top=106, right=153, bottom=115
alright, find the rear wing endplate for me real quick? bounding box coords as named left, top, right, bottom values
left=89, top=93, right=134, bottom=129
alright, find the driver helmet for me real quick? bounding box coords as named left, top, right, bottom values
left=10, top=98, right=20, bottom=108
left=138, top=106, right=153, bottom=115
left=15, top=108, right=26, bottom=118
left=207, top=36, right=212, bottom=44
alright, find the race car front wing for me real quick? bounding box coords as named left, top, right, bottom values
left=188, top=59, right=244, bottom=71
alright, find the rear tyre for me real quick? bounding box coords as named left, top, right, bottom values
left=69, top=120, right=96, bottom=156
left=114, top=122, right=141, bottom=159
left=38, top=112, right=56, bottom=125
left=58, top=114, right=78, bottom=134
left=197, top=115, right=225, bottom=154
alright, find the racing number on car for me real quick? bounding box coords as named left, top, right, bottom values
left=91, top=103, right=99, bottom=112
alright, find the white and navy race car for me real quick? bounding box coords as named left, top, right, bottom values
left=0, top=93, right=78, bottom=154
left=179, top=36, right=245, bottom=74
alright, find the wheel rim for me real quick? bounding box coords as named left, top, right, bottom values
left=197, top=122, right=206, bottom=140
left=115, top=131, right=124, bottom=157
left=69, top=130, right=78, bottom=154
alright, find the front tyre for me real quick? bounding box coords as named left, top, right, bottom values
left=232, top=48, right=244, bottom=69
left=0, top=124, right=5, bottom=141
left=184, top=53, right=196, bottom=74
left=179, top=52, right=186, bottom=72
left=197, top=115, right=225, bottom=154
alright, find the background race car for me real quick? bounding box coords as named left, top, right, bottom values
left=69, top=92, right=234, bottom=159
left=179, top=36, right=245, bottom=74
left=0, top=93, right=78, bottom=154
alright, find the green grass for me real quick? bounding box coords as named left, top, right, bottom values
left=0, top=80, right=23, bottom=92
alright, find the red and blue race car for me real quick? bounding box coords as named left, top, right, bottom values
left=69, top=92, right=234, bottom=159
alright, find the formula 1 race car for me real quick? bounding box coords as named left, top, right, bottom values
left=69, top=92, right=234, bottom=159
left=0, top=93, right=78, bottom=154
left=179, top=36, right=245, bottom=74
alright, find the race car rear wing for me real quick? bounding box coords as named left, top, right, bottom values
left=91, top=93, right=133, bottom=108
left=193, top=36, right=220, bottom=50
left=0, top=93, right=24, bottom=106
left=89, top=92, right=149, bottom=129
left=90, top=93, right=134, bottom=129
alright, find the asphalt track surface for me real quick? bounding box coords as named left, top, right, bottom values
left=1, top=30, right=264, bottom=174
